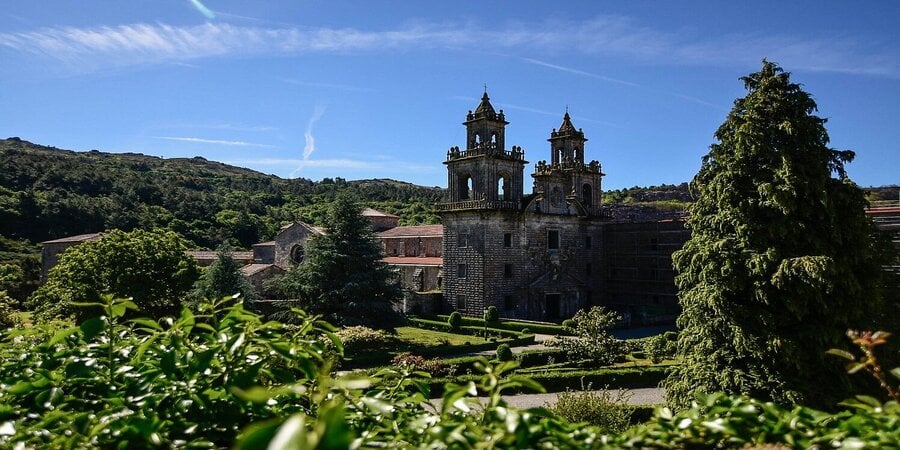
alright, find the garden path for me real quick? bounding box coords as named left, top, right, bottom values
left=428, top=387, right=666, bottom=409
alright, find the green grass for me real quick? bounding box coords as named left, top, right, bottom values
left=395, top=326, right=488, bottom=346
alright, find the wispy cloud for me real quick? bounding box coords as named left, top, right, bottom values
left=1, top=17, right=896, bottom=77
left=155, top=136, right=274, bottom=147
left=188, top=0, right=216, bottom=20
left=281, top=77, right=376, bottom=92
left=520, top=57, right=639, bottom=87
left=289, top=105, right=327, bottom=177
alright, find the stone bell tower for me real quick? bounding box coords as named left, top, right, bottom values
left=439, top=91, right=528, bottom=316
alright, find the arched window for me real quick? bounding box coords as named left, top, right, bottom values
left=459, top=174, right=473, bottom=200
left=290, top=244, right=305, bottom=264
left=497, top=173, right=510, bottom=201
left=582, top=183, right=592, bottom=207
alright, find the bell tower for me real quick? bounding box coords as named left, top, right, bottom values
left=532, top=111, right=604, bottom=216
left=444, top=91, right=527, bottom=204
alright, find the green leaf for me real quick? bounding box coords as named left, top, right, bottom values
left=79, top=317, right=105, bottom=341
left=825, top=348, right=855, bottom=361
left=46, top=326, right=79, bottom=346
left=130, top=317, right=163, bottom=331
left=235, top=418, right=286, bottom=450
left=890, top=367, right=900, bottom=381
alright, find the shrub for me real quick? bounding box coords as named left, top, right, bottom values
left=562, top=319, right=576, bottom=330
left=547, top=388, right=632, bottom=433
left=0, top=290, right=21, bottom=329
left=496, top=343, right=513, bottom=361
left=548, top=306, right=625, bottom=367
left=448, top=311, right=462, bottom=330
left=390, top=352, right=455, bottom=377
left=644, top=331, right=678, bottom=363
left=484, top=305, right=499, bottom=323
left=336, top=325, right=396, bottom=354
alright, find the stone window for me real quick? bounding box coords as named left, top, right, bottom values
left=550, top=186, right=563, bottom=207
left=457, top=264, right=467, bottom=279
left=548, top=230, right=560, bottom=250
left=582, top=183, right=593, bottom=207
left=584, top=236, right=592, bottom=248
left=503, top=295, right=514, bottom=310
left=585, top=263, right=592, bottom=276
left=290, top=244, right=305, bottom=264
left=497, top=174, right=510, bottom=201
left=413, top=268, right=424, bottom=292
left=457, top=295, right=467, bottom=310
left=504, top=264, right=513, bottom=278
left=458, top=233, right=468, bottom=248
left=503, top=233, right=512, bottom=248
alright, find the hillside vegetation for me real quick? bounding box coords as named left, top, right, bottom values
left=0, top=137, right=443, bottom=301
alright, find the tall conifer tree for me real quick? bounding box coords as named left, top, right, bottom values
left=271, top=193, right=402, bottom=328
left=664, top=61, right=886, bottom=408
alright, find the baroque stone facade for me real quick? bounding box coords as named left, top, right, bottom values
left=439, top=93, right=608, bottom=320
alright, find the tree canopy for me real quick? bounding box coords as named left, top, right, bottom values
left=28, top=229, right=199, bottom=320
left=190, top=243, right=257, bottom=306
left=270, top=193, right=403, bottom=328
left=664, top=61, right=888, bottom=408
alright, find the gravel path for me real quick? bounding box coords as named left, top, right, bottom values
left=429, top=387, right=665, bottom=410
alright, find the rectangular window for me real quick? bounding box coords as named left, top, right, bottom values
left=456, top=295, right=467, bottom=310
left=504, top=264, right=513, bottom=278
left=503, top=295, right=514, bottom=310
left=650, top=237, right=659, bottom=251
left=548, top=230, right=560, bottom=250
left=584, top=236, right=592, bottom=249
left=457, top=264, right=467, bottom=279
left=458, top=233, right=468, bottom=248
left=503, top=233, right=512, bottom=248
left=585, top=262, right=592, bottom=276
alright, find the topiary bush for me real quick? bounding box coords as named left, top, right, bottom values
left=496, top=343, right=513, bottom=361
left=484, top=305, right=499, bottom=323
left=644, top=331, right=678, bottom=363
left=448, top=311, right=462, bottom=330
left=562, top=319, right=576, bottom=330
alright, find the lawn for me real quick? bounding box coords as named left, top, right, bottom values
left=395, top=326, right=489, bottom=346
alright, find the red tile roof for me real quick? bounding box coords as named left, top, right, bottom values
left=376, top=225, right=443, bottom=238
left=382, top=256, right=443, bottom=266
left=186, top=251, right=254, bottom=261
left=362, top=208, right=399, bottom=218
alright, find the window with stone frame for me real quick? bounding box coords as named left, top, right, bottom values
left=457, top=295, right=467, bottom=310
left=503, top=233, right=512, bottom=248
left=584, top=235, right=592, bottom=249
left=458, top=233, right=468, bottom=248
left=457, top=263, right=467, bottom=278
left=503, top=295, right=514, bottom=310
left=504, top=263, right=513, bottom=278
left=548, top=229, right=560, bottom=250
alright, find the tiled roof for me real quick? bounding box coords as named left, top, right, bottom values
left=42, top=232, right=102, bottom=244
left=376, top=225, right=443, bottom=238
left=382, top=256, right=443, bottom=266
left=361, top=208, right=399, bottom=218
left=253, top=241, right=276, bottom=246
left=241, top=263, right=280, bottom=276
left=186, top=251, right=254, bottom=261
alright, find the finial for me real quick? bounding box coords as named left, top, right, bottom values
left=484, top=83, right=488, bottom=94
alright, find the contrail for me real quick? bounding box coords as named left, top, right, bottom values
left=291, top=105, right=326, bottom=177
left=188, top=0, right=216, bottom=19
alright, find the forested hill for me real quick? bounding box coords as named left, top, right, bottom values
left=0, top=137, right=444, bottom=249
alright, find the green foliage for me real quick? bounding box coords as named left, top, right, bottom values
left=548, top=388, right=633, bottom=433
left=190, top=243, right=256, bottom=306
left=448, top=311, right=462, bottom=329
left=550, top=306, right=626, bottom=367
left=389, top=352, right=455, bottom=377
left=644, top=331, right=678, bottom=364
left=562, top=318, right=576, bottom=329
left=496, top=343, right=513, bottom=361
left=269, top=193, right=402, bottom=328
left=335, top=326, right=398, bottom=354
left=0, top=295, right=338, bottom=448
left=28, top=229, right=199, bottom=320
left=484, top=305, right=499, bottom=323
left=0, top=290, right=22, bottom=328
left=666, top=61, right=888, bottom=409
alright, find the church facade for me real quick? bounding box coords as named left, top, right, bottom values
left=438, top=93, right=609, bottom=320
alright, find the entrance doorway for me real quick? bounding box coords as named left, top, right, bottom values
left=545, top=293, right=561, bottom=320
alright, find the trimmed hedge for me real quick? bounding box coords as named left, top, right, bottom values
left=516, top=348, right=568, bottom=367
left=428, top=365, right=671, bottom=397
left=408, top=318, right=532, bottom=341
left=420, top=315, right=573, bottom=336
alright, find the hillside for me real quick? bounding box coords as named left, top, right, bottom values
left=0, top=137, right=445, bottom=301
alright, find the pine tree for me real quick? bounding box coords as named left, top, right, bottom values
left=664, top=61, right=887, bottom=408
left=271, top=193, right=402, bottom=328
left=191, top=243, right=256, bottom=305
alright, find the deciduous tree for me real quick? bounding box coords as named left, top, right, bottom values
left=664, top=61, right=887, bottom=408
left=28, top=229, right=198, bottom=320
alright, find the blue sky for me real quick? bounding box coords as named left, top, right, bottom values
left=1, top=1, right=898, bottom=190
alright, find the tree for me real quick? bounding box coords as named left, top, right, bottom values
left=270, top=193, right=402, bottom=328
left=664, top=61, right=887, bottom=408
left=190, top=243, right=256, bottom=306
left=550, top=306, right=624, bottom=366
left=28, top=229, right=199, bottom=320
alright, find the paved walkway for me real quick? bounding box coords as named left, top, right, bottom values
left=429, top=387, right=665, bottom=409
